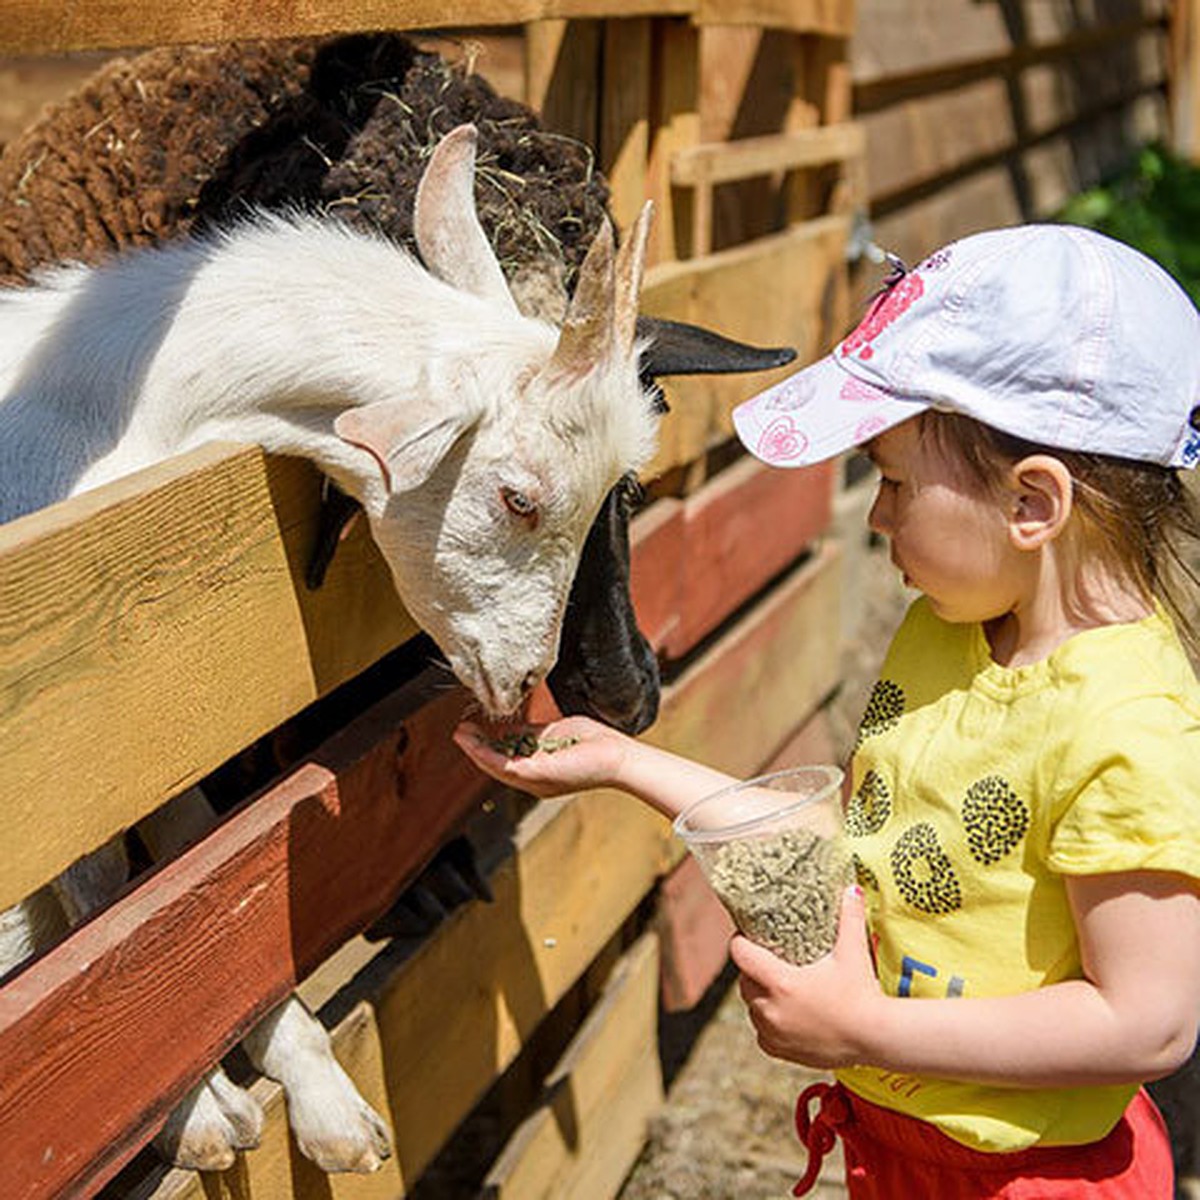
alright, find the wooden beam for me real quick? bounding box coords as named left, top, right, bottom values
left=640, top=213, right=851, bottom=474
left=601, top=18, right=653, bottom=231
left=671, top=122, right=864, bottom=187
left=694, top=0, right=854, bottom=36
left=2, top=541, right=841, bottom=1200
left=0, top=671, right=488, bottom=1200
left=0, top=0, right=692, bottom=56
left=853, top=14, right=1167, bottom=114
left=644, top=16, right=701, bottom=266
left=1170, top=0, right=1200, bottom=161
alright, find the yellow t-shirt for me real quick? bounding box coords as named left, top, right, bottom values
left=837, top=597, right=1200, bottom=1152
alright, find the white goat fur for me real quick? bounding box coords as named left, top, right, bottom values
left=0, top=125, right=659, bottom=1173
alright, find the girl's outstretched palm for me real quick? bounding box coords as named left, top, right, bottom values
left=453, top=715, right=631, bottom=798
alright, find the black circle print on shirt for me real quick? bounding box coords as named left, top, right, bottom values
left=852, top=854, right=881, bottom=893
left=846, top=769, right=892, bottom=837
left=890, top=822, right=963, bottom=914
left=854, top=679, right=905, bottom=751
left=962, top=775, right=1030, bottom=866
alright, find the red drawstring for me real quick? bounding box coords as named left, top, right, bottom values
left=792, top=1081, right=852, bottom=1196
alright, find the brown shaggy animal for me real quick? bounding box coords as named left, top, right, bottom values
left=0, top=32, right=609, bottom=301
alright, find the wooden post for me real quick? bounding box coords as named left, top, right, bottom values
left=1171, top=0, right=1200, bottom=162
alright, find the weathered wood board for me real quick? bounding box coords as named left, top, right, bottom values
left=852, top=0, right=1172, bottom=264
left=641, top=213, right=851, bottom=475
left=0, top=444, right=415, bottom=910
left=0, top=0, right=856, bottom=55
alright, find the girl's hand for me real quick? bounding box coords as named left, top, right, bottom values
left=731, top=884, right=881, bottom=1070
left=452, top=715, right=632, bottom=799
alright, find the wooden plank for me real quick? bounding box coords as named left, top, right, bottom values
left=695, top=0, right=854, bottom=36
left=525, top=18, right=602, bottom=146
left=861, top=29, right=1166, bottom=211
left=644, top=16, right=701, bottom=266
left=631, top=453, right=835, bottom=660
left=4, top=539, right=840, bottom=1200
left=601, top=18, right=653, bottom=232
left=0, top=0, right=692, bottom=55
left=640, top=214, right=851, bottom=474
left=0, top=444, right=417, bottom=910
left=853, top=14, right=1167, bottom=110
left=657, top=853, right=734, bottom=1012
left=671, top=122, right=864, bottom=186
left=481, top=933, right=664, bottom=1200
left=1171, top=0, right=1200, bottom=161
left=647, top=539, right=842, bottom=783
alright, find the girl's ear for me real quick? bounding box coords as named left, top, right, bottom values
left=1007, top=455, right=1073, bottom=550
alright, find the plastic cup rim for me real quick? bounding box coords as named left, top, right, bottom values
left=672, top=764, right=844, bottom=845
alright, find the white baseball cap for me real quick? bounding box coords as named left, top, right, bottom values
left=732, top=224, right=1200, bottom=470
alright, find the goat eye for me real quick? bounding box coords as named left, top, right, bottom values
left=501, top=486, right=538, bottom=519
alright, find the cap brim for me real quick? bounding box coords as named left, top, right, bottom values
left=732, top=353, right=926, bottom=467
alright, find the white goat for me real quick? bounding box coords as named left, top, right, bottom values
left=0, top=124, right=659, bottom=1173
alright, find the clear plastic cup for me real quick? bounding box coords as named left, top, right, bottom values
left=673, top=765, right=850, bottom=965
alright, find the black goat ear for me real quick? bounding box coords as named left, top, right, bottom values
left=636, top=315, right=796, bottom=380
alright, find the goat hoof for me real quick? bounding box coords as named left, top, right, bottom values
left=154, top=1071, right=263, bottom=1171
left=286, top=1062, right=392, bottom=1173
left=208, top=1069, right=265, bottom=1148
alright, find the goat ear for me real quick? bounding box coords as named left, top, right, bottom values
left=334, top=401, right=478, bottom=494
left=545, top=218, right=615, bottom=380
left=613, top=202, right=653, bottom=353
left=414, top=124, right=517, bottom=312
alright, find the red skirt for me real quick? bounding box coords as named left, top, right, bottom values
left=792, top=1081, right=1174, bottom=1199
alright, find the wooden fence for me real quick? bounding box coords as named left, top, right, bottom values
left=0, top=3, right=857, bottom=1197
left=852, top=0, right=1174, bottom=264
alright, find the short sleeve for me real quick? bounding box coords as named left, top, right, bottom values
left=1046, top=694, right=1200, bottom=881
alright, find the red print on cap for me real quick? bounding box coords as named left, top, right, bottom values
left=841, top=272, right=924, bottom=362
left=758, top=415, right=809, bottom=463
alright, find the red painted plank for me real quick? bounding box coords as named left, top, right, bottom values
left=657, top=853, right=735, bottom=1012
left=0, top=674, right=488, bottom=1200
left=630, top=456, right=834, bottom=661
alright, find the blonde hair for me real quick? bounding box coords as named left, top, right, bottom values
left=919, top=411, right=1200, bottom=654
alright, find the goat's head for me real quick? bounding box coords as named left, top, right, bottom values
left=332, top=125, right=659, bottom=717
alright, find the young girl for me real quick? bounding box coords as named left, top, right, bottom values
left=454, top=224, right=1200, bottom=1197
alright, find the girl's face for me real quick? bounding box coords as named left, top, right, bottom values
left=866, top=419, right=1024, bottom=625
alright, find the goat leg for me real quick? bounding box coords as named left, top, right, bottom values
left=241, top=995, right=391, bottom=1173
left=152, top=1068, right=264, bottom=1170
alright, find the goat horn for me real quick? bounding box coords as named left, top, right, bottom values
left=414, top=124, right=517, bottom=311
left=546, top=217, right=616, bottom=379
left=613, top=201, right=653, bottom=353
